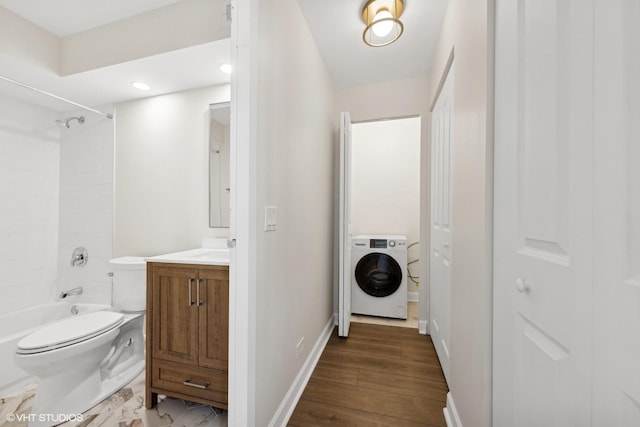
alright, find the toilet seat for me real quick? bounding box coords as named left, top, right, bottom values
left=17, top=311, right=124, bottom=355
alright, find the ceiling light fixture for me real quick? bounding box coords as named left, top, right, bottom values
left=220, top=64, right=232, bottom=74
left=362, top=0, right=404, bottom=47
left=131, top=81, right=150, bottom=91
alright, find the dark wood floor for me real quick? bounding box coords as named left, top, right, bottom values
left=288, top=322, right=449, bottom=426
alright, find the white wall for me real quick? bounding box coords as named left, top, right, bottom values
left=428, top=0, right=494, bottom=425
left=60, top=0, right=230, bottom=75
left=0, top=7, right=58, bottom=73
left=335, top=77, right=431, bottom=324
left=0, top=96, right=59, bottom=315
left=351, top=118, right=421, bottom=295
left=336, top=77, right=431, bottom=123
left=56, top=110, right=114, bottom=305
left=0, top=0, right=228, bottom=76
left=251, top=0, right=336, bottom=424
left=113, top=85, right=230, bottom=257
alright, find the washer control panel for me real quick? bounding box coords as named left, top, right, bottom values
left=387, top=239, right=407, bottom=248
left=370, top=238, right=388, bottom=249
left=352, top=236, right=407, bottom=249
left=352, top=235, right=407, bottom=249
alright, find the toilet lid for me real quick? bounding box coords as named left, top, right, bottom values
left=17, top=311, right=124, bottom=354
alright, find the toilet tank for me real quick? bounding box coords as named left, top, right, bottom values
left=109, top=257, right=146, bottom=312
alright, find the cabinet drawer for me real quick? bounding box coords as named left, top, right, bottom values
left=151, top=359, right=227, bottom=405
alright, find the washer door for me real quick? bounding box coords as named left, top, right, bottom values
left=355, top=252, right=403, bottom=297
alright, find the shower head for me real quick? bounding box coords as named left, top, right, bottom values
left=56, top=116, right=85, bottom=128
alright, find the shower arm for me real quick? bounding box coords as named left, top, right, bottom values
left=57, top=116, right=85, bottom=128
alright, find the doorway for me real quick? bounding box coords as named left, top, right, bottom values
left=348, top=116, right=422, bottom=330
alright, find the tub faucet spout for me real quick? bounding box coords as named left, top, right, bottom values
left=59, top=287, right=83, bottom=299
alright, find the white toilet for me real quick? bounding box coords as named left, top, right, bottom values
left=14, top=257, right=147, bottom=426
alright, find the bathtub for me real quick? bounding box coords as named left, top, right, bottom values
left=0, top=302, right=110, bottom=396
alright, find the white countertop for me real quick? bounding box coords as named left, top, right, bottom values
left=145, top=247, right=230, bottom=266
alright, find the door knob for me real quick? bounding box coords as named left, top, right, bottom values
left=515, top=278, right=530, bottom=293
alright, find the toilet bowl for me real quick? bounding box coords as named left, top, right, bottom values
left=14, top=257, right=147, bottom=427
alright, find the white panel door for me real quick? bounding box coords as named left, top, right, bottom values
left=338, top=112, right=352, bottom=337
left=493, top=1, right=594, bottom=425
left=430, top=64, right=454, bottom=384
left=592, top=1, right=640, bottom=424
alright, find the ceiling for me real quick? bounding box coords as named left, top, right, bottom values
left=296, top=0, right=449, bottom=89
left=0, top=0, right=230, bottom=114
left=0, top=0, right=182, bottom=37
left=0, top=40, right=230, bottom=113
left=0, top=0, right=448, bottom=114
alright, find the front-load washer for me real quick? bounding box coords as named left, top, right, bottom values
left=351, top=235, right=407, bottom=319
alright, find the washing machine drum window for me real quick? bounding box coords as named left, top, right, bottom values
left=355, top=253, right=403, bottom=297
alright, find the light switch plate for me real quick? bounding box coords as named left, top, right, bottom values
left=264, top=206, right=277, bottom=231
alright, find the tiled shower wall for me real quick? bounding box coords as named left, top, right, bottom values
left=56, top=110, right=114, bottom=305
left=0, top=98, right=114, bottom=315
left=0, top=97, right=60, bottom=315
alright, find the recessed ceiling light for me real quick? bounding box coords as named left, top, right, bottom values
left=220, top=64, right=232, bottom=74
left=131, top=81, right=150, bottom=91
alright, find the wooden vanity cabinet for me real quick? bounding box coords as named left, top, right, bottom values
left=145, top=262, right=229, bottom=410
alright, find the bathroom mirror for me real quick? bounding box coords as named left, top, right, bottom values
left=209, top=102, right=231, bottom=228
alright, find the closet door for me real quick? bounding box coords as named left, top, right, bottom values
left=430, top=64, right=454, bottom=384
left=338, top=111, right=352, bottom=337
left=592, top=0, right=640, bottom=424
left=493, top=1, right=594, bottom=425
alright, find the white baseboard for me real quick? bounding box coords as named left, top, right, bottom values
left=268, top=316, right=334, bottom=427
left=418, top=320, right=428, bottom=335
left=444, top=392, right=463, bottom=427
left=407, top=292, right=419, bottom=302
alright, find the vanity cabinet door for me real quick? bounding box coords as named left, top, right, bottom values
left=151, top=265, right=200, bottom=365
left=198, top=267, right=229, bottom=370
